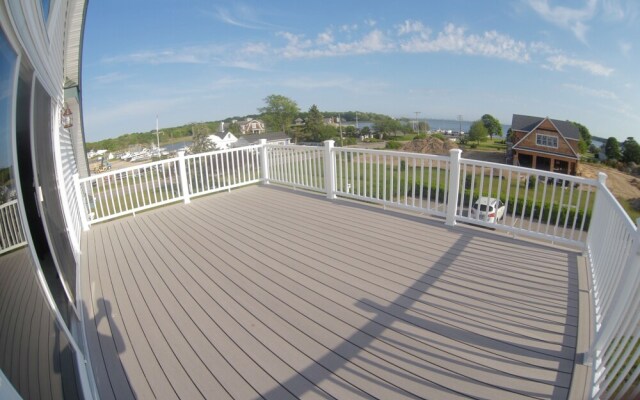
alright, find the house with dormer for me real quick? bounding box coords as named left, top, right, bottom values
left=208, top=131, right=238, bottom=150
left=508, top=114, right=580, bottom=175
left=237, top=118, right=266, bottom=135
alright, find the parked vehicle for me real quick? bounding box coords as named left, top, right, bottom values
left=470, top=197, right=505, bottom=223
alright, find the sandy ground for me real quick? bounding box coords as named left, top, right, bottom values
left=578, top=163, right=640, bottom=201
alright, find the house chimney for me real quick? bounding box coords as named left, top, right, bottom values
left=219, top=121, right=224, bottom=133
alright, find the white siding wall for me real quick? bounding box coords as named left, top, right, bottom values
left=6, top=0, right=83, bottom=257
left=56, top=121, right=82, bottom=257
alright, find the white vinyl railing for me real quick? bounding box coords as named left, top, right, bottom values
left=0, top=200, right=27, bottom=254
left=77, top=145, right=265, bottom=226
left=266, top=144, right=325, bottom=192
left=587, top=173, right=640, bottom=399
left=185, top=145, right=262, bottom=198
left=334, top=147, right=451, bottom=217
left=75, top=140, right=639, bottom=397
left=456, top=158, right=596, bottom=247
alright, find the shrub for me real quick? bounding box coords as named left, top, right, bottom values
left=414, top=133, right=427, bottom=140
left=385, top=141, right=402, bottom=150
left=469, top=143, right=478, bottom=149
left=432, top=133, right=446, bottom=141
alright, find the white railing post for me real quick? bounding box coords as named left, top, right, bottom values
left=259, top=139, right=269, bottom=184
left=587, top=172, right=608, bottom=250
left=73, top=173, right=90, bottom=231
left=445, top=149, right=462, bottom=226
left=178, top=151, right=191, bottom=204
left=324, top=140, right=336, bottom=199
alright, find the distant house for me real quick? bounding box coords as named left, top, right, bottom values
left=86, top=149, right=108, bottom=159
left=235, top=118, right=266, bottom=135
left=294, top=118, right=305, bottom=126
left=509, top=114, right=580, bottom=175
left=208, top=132, right=238, bottom=150
left=233, top=132, right=291, bottom=148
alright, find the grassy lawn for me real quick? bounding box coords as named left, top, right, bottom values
left=462, top=137, right=507, bottom=151
left=332, top=157, right=593, bottom=227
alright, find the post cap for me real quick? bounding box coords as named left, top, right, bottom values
left=597, top=172, right=607, bottom=184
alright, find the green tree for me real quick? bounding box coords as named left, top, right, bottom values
left=305, top=104, right=324, bottom=140
left=418, top=121, right=430, bottom=133
left=481, top=114, right=502, bottom=140
left=190, top=124, right=213, bottom=154
left=360, top=126, right=371, bottom=137
left=622, top=137, right=640, bottom=164
left=344, top=125, right=357, bottom=137
left=227, top=121, right=240, bottom=135
left=313, top=125, right=337, bottom=142
left=373, top=116, right=403, bottom=135
left=572, top=121, right=592, bottom=146
left=468, top=120, right=489, bottom=144
left=258, top=94, right=299, bottom=135
left=604, top=137, right=622, bottom=160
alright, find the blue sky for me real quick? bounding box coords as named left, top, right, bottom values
left=82, top=0, right=639, bottom=142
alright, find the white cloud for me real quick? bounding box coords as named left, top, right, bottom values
left=317, top=30, right=334, bottom=45
left=210, top=5, right=280, bottom=30
left=277, top=29, right=393, bottom=58
left=103, top=45, right=226, bottom=65
left=87, top=97, right=187, bottom=128
left=601, top=0, right=638, bottom=21
left=399, top=23, right=530, bottom=62
left=364, top=19, right=377, bottom=27
left=396, top=20, right=428, bottom=35
left=526, top=0, right=597, bottom=42
left=545, top=54, right=614, bottom=76
left=102, top=19, right=614, bottom=79
left=93, top=72, right=130, bottom=84
left=562, top=83, right=618, bottom=99
left=339, top=24, right=358, bottom=33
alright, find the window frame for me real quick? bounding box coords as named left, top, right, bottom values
left=536, top=133, right=558, bottom=149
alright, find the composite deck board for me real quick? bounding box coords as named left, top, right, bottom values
left=206, top=194, right=578, bottom=339
left=82, top=185, right=581, bottom=399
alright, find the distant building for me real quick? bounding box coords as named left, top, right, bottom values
left=86, top=149, right=108, bottom=158
left=509, top=114, right=580, bottom=175
left=208, top=132, right=238, bottom=150
left=234, top=118, right=265, bottom=135
left=234, top=132, right=291, bottom=147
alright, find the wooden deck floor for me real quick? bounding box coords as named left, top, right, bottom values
left=81, top=185, right=582, bottom=399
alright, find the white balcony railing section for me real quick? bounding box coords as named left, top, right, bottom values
left=0, top=200, right=26, bottom=255
left=75, top=140, right=639, bottom=398
left=586, top=173, right=640, bottom=399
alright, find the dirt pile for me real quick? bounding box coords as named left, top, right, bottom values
left=578, top=163, right=640, bottom=201
left=401, top=137, right=458, bottom=155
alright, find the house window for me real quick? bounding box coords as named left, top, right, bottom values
left=536, top=133, right=558, bottom=148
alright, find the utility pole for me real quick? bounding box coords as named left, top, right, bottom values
left=338, top=114, right=344, bottom=147
left=156, top=115, right=160, bottom=149
left=414, top=111, right=421, bottom=132
left=458, top=114, right=463, bottom=135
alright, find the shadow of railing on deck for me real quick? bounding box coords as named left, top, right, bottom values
left=254, top=190, right=578, bottom=399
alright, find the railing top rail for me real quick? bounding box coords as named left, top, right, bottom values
left=460, top=157, right=599, bottom=185
left=334, top=146, right=451, bottom=161
left=183, top=144, right=263, bottom=160
left=79, top=145, right=265, bottom=184
left=0, top=199, right=18, bottom=211
left=78, top=156, right=180, bottom=183
left=265, top=143, right=325, bottom=150
left=595, top=175, right=637, bottom=231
